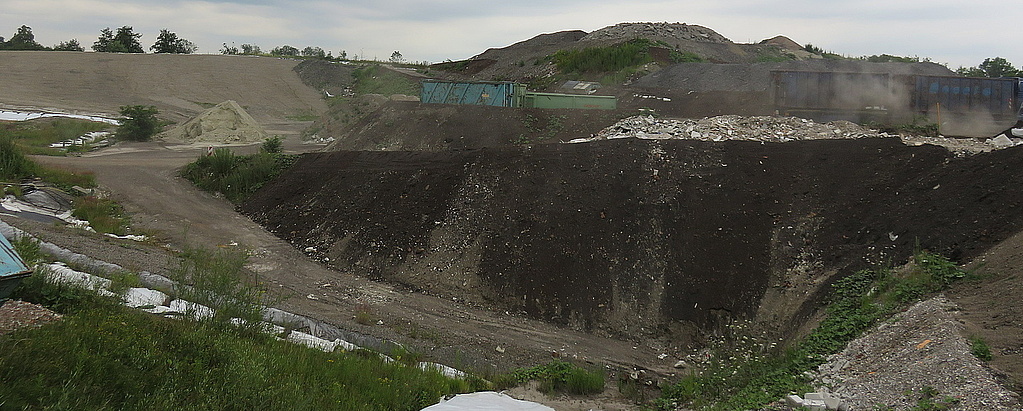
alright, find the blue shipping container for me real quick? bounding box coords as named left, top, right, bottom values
left=0, top=234, right=32, bottom=305
left=913, top=75, right=1018, bottom=120
left=420, top=80, right=523, bottom=107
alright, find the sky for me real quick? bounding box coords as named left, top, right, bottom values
left=0, top=0, right=1019, bottom=70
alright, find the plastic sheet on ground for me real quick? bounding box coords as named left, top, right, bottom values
left=420, top=391, right=554, bottom=411
left=45, top=263, right=112, bottom=291
left=168, top=299, right=215, bottom=320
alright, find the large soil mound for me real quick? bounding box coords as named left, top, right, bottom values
left=160, top=100, right=269, bottom=143
left=241, top=138, right=1023, bottom=343
left=0, top=51, right=327, bottom=124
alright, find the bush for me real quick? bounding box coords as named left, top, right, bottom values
left=168, top=246, right=272, bottom=327
left=0, top=135, right=36, bottom=180
left=180, top=148, right=297, bottom=203
left=509, top=360, right=604, bottom=395
left=551, top=39, right=654, bottom=74
left=116, top=105, right=160, bottom=141
left=261, top=136, right=283, bottom=154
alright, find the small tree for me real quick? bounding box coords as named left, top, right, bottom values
left=1, top=25, right=46, bottom=50
left=116, top=105, right=160, bottom=141
left=270, top=45, right=299, bottom=56
left=53, top=39, right=84, bottom=51
left=301, top=46, right=325, bottom=58
left=389, top=50, right=403, bottom=63
left=151, top=29, right=197, bottom=54
left=240, top=43, right=261, bottom=55
left=220, top=42, right=239, bottom=55
left=260, top=136, right=282, bottom=154
left=93, top=26, right=143, bottom=53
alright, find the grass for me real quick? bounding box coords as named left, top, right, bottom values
left=969, top=336, right=992, bottom=361
left=654, top=250, right=972, bottom=410
left=2, top=247, right=473, bottom=410
left=550, top=39, right=654, bottom=76
left=353, top=64, right=420, bottom=97
left=499, top=360, right=605, bottom=395
left=0, top=118, right=112, bottom=156
left=168, top=246, right=272, bottom=326
left=72, top=195, right=129, bottom=235
left=180, top=147, right=298, bottom=203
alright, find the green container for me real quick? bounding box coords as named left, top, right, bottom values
left=522, top=92, right=617, bottom=110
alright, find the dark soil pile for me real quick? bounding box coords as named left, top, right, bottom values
left=241, top=138, right=1023, bottom=343
left=322, top=101, right=630, bottom=151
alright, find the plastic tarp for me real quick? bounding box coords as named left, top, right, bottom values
left=420, top=392, right=554, bottom=411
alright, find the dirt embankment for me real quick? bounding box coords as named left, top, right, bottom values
left=0, top=51, right=327, bottom=126
left=241, top=138, right=1023, bottom=346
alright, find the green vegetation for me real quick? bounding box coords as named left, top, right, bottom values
left=93, top=26, right=144, bottom=53
left=116, top=105, right=161, bottom=142
left=514, top=113, right=567, bottom=145
left=1, top=135, right=36, bottom=180
left=655, top=250, right=972, bottom=410
left=352, top=64, right=421, bottom=96
left=868, top=117, right=940, bottom=137
left=803, top=43, right=844, bottom=60
left=168, top=246, right=272, bottom=326
left=670, top=50, right=705, bottom=63
left=2, top=284, right=467, bottom=410
left=0, top=118, right=110, bottom=155
left=969, top=336, right=992, bottom=361
left=71, top=196, right=129, bottom=235
left=180, top=146, right=298, bottom=203
left=502, top=360, right=605, bottom=395
left=550, top=39, right=654, bottom=75
left=150, top=29, right=197, bottom=54
left=956, top=57, right=1022, bottom=78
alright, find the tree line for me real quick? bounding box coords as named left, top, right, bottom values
left=0, top=25, right=196, bottom=54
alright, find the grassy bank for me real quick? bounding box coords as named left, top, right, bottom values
left=0, top=118, right=111, bottom=156
left=1, top=242, right=473, bottom=410
left=655, top=251, right=974, bottom=410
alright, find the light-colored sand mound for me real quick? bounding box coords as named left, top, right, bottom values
left=160, top=100, right=268, bottom=143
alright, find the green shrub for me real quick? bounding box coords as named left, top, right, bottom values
left=169, top=246, right=272, bottom=327
left=0, top=135, right=36, bottom=180
left=670, top=50, right=705, bottom=63
left=551, top=39, right=654, bottom=74
left=509, top=360, right=604, bottom=395
left=261, top=136, right=283, bottom=154
left=970, top=336, right=992, bottom=361
left=10, top=234, right=44, bottom=266
left=116, top=105, right=160, bottom=141
left=180, top=148, right=297, bottom=203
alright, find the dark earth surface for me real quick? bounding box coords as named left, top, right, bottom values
left=241, top=138, right=1023, bottom=349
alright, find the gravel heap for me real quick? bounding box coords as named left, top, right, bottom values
left=0, top=300, right=62, bottom=336
left=578, top=115, right=884, bottom=143
left=809, top=297, right=1021, bottom=410
left=580, top=22, right=731, bottom=44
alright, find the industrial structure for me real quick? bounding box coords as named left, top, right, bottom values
left=420, top=80, right=617, bottom=110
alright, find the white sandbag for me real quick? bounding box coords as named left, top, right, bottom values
left=286, top=330, right=338, bottom=352
left=44, top=263, right=112, bottom=291
left=168, top=299, right=215, bottom=320
left=418, top=362, right=467, bottom=379
left=420, top=391, right=554, bottom=411
left=122, top=287, right=168, bottom=308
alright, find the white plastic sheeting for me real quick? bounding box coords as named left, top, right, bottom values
left=420, top=392, right=554, bottom=411
left=0, top=109, right=119, bottom=124
left=122, top=287, right=168, bottom=308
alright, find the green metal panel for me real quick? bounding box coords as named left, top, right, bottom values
left=522, top=92, right=617, bottom=110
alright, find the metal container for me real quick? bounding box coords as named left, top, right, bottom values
left=771, top=71, right=912, bottom=123
left=913, top=75, right=1020, bottom=123
left=522, top=92, right=617, bottom=110
left=0, top=234, right=33, bottom=306
left=420, top=80, right=525, bottom=107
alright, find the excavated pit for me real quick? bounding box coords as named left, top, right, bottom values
left=241, top=138, right=1023, bottom=343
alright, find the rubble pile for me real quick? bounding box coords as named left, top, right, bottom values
left=578, top=115, right=885, bottom=143
left=581, top=22, right=732, bottom=44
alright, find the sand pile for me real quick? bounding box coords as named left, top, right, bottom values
left=161, top=100, right=268, bottom=143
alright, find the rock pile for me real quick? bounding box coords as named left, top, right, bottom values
left=575, top=115, right=884, bottom=143
left=581, top=22, right=731, bottom=44
left=804, top=297, right=1021, bottom=410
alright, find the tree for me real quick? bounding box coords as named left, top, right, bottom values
left=113, top=26, right=144, bottom=53
left=116, top=105, right=160, bottom=141
left=301, top=46, right=325, bottom=58
left=220, top=42, right=239, bottom=55
left=389, top=50, right=403, bottom=63
left=338, top=50, right=347, bottom=61
left=93, top=26, right=143, bottom=53
left=151, top=29, right=197, bottom=54
left=240, top=43, right=261, bottom=55
left=957, top=57, right=1022, bottom=78
left=53, top=39, right=84, bottom=51
left=269, top=45, right=299, bottom=56
left=0, top=25, right=46, bottom=50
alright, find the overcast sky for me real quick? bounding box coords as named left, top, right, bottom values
left=1, top=0, right=1019, bottom=70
